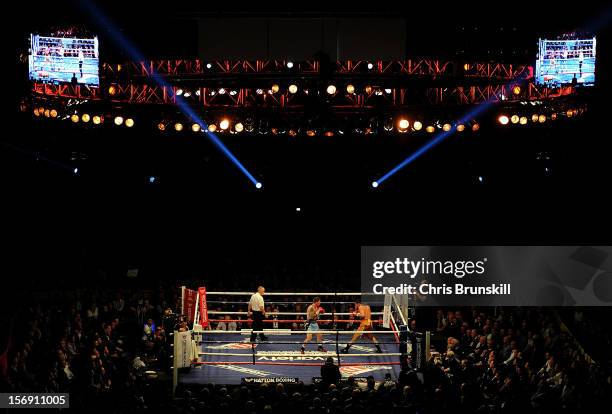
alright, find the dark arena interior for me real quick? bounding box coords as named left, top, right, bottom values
left=2, top=0, right=612, bottom=413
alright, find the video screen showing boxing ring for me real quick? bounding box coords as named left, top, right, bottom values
left=175, top=290, right=412, bottom=387
left=28, top=34, right=99, bottom=86
left=535, top=37, right=596, bottom=87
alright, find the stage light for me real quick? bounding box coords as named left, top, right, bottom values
left=426, top=125, right=435, bottom=133
left=125, top=118, right=134, bottom=127
left=364, top=85, right=373, bottom=94
left=71, top=114, right=79, bottom=123
left=288, top=84, right=298, bottom=94
left=174, top=122, right=183, bottom=131
left=220, top=119, right=230, bottom=130
left=81, top=113, right=90, bottom=123
left=456, top=124, right=466, bottom=132
left=478, top=176, right=483, bottom=183
left=288, top=129, right=297, bottom=137
left=218, top=88, right=226, bottom=95
left=498, top=115, right=509, bottom=125
left=566, top=109, right=574, bottom=117
left=271, top=127, right=279, bottom=135
left=73, top=168, right=79, bottom=174
left=442, top=123, right=452, bottom=131
left=413, top=121, right=423, bottom=131
left=463, top=63, right=470, bottom=71
left=271, top=84, right=280, bottom=94
left=157, top=122, right=166, bottom=131
left=206, top=63, right=212, bottom=69
left=108, top=85, right=117, bottom=95
left=551, top=113, right=557, bottom=120
left=176, top=88, right=183, bottom=96
left=286, top=61, right=294, bottom=68
left=472, top=122, right=480, bottom=132
left=306, top=130, right=316, bottom=137
left=114, top=116, right=124, bottom=126
left=531, top=114, right=539, bottom=122
left=512, top=85, right=521, bottom=95
left=208, top=124, right=217, bottom=132
left=244, top=117, right=255, bottom=133
left=33, top=108, right=40, bottom=116
left=195, top=89, right=201, bottom=96
left=326, top=84, right=337, bottom=95
left=44, top=109, right=50, bottom=118
left=149, top=176, right=156, bottom=183
left=324, top=131, right=334, bottom=137
left=538, top=114, right=546, bottom=123
left=346, top=84, right=355, bottom=94
left=50, top=109, right=58, bottom=118
left=384, top=88, right=392, bottom=94
left=229, top=90, right=237, bottom=96
left=209, top=90, right=216, bottom=96
left=255, top=182, right=262, bottom=189
left=398, top=118, right=410, bottom=130
left=191, top=123, right=201, bottom=132
left=383, top=117, right=394, bottom=132
left=256, top=88, right=264, bottom=95
left=234, top=122, right=244, bottom=133
left=519, top=116, right=528, bottom=125
left=511, top=115, right=519, bottom=124
left=371, top=181, right=379, bottom=188
left=183, top=91, right=191, bottom=98
left=367, top=62, right=374, bottom=70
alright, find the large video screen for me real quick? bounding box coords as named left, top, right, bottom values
left=535, top=37, right=596, bottom=87
left=28, top=34, right=99, bottom=87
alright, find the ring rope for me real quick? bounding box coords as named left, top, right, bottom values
left=206, top=292, right=365, bottom=296
left=195, top=361, right=401, bottom=366
left=207, top=311, right=383, bottom=316
left=199, top=351, right=402, bottom=357
left=207, top=319, right=385, bottom=323
left=197, top=340, right=401, bottom=345
left=201, top=330, right=398, bottom=334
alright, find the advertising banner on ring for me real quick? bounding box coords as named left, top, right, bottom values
left=362, top=246, right=612, bottom=306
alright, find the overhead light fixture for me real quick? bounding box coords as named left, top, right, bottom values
left=174, top=122, right=183, bottom=131
left=220, top=119, right=230, bottom=130
left=114, top=116, right=124, bottom=126
left=288, top=84, right=298, bottom=94
left=326, top=85, right=337, bottom=95
left=346, top=84, right=355, bottom=94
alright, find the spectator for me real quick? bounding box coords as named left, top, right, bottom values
left=320, top=357, right=341, bottom=388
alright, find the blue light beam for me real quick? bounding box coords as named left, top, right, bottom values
left=373, top=101, right=493, bottom=187
left=80, top=0, right=262, bottom=188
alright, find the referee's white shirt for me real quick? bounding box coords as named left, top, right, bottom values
left=249, top=292, right=265, bottom=312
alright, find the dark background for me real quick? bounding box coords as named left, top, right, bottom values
left=2, top=0, right=611, bottom=293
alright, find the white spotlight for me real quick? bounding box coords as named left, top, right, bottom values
left=286, top=61, right=294, bottom=68
left=255, top=182, right=263, bottom=189
left=372, top=181, right=379, bottom=188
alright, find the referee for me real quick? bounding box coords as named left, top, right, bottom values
left=248, top=286, right=269, bottom=342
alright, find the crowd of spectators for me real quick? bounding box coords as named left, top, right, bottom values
left=172, top=307, right=610, bottom=414
left=2, top=281, right=610, bottom=413
left=0, top=287, right=180, bottom=411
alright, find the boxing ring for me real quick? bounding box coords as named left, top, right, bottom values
left=173, top=290, right=418, bottom=393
